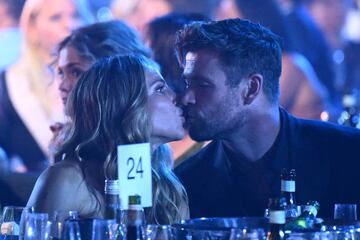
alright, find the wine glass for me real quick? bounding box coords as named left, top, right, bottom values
left=91, top=219, right=119, bottom=240
left=0, top=206, right=28, bottom=236
left=63, top=220, right=82, bottom=240
left=23, top=213, right=51, bottom=240
left=334, top=204, right=357, bottom=221
left=146, top=224, right=174, bottom=240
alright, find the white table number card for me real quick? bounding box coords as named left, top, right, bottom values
left=117, top=143, right=152, bottom=209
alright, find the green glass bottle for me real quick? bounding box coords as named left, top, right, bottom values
left=124, top=195, right=145, bottom=240
left=104, top=179, right=121, bottom=220
left=267, top=198, right=286, bottom=240
left=280, top=169, right=298, bottom=219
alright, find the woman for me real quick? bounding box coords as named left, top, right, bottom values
left=56, top=20, right=150, bottom=107
left=0, top=0, right=93, bottom=172
left=27, top=55, right=189, bottom=224
left=217, top=0, right=329, bottom=120
left=50, top=20, right=150, bottom=153
left=146, top=13, right=209, bottom=163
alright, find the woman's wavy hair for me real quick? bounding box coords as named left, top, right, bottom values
left=55, top=55, right=188, bottom=224
left=56, top=20, right=150, bottom=63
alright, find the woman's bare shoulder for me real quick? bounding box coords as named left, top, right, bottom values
left=26, top=160, right=86, bottom=218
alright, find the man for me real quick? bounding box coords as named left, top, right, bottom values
left=174, top=18, right=360, bottom=218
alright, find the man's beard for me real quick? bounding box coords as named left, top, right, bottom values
left=186, top=107, right=228, bottom=142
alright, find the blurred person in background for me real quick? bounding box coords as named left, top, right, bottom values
left=0, top=0, right=25, bottom=69
left=344, top=0, right=360, bottom=42
left=50, top=20, right=150, bottom=154
left=0, top=0, right=94, bottom=173
left=146, top=12, right=210, bottom=163
left=111, top=0, right=171, bottom=36
left=165, top=0, right=221, bottom=19
left=277, top=0, right=338, bottom=110
left=217, top=0, right=328, bottom=120
left=27, top=55, right=189, bottom=224
left=307, top=0, right=360, bottom=102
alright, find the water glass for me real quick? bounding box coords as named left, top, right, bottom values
left=146, top=224, right=174, bottom=240
left=229, top=228, right=266, bottom=240
left=0, top=206, right=28, bottom=236
left=91, top=219, right=118, bottom=240
left=172, top=228, right=230, bottom=240
left=51, top=210, right=79, bottom=239
left=23, top=213, right=51, bottom=240
left=334, top=204, right=357, bottom=221
left=286, top=232, right=332, bottom=240
left=63, top=220, right=82, bottom=240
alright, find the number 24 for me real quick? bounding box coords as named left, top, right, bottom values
left=127, top=157, right=144, bottom=180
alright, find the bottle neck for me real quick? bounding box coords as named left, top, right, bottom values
left=126, top=205, right=145, bottom=227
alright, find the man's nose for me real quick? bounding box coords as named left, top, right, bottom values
left=182, top=88, right=196, bottom=106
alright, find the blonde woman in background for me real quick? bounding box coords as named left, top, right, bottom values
left=111, top=0, right=171, bottom=36
left=0, top=0, right=93, bottom=172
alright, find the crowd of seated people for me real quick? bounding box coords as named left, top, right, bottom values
left=1, top=0, right=360, bottom=223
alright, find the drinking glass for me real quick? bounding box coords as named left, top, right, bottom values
left=287, top=231, right=332, bottom=240
left=23, top=213, right=51, bottom=240
left=0, top=206, right=29, bottom=236
left=51, top=210, right=79, bottom=239
left=229, top=228, right=266, bottom=240
left=63, top=220, right=82, bottom=240
left=334, top=204, right=357, bottom=221
left=146, top=224, right=174, bottom=240
left=91, top=219, right=118, bottom=240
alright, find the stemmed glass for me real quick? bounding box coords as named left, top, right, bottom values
left=23, top=212, right=51, bottom=240
left=146, top=224, right=174, bottom=240
left=62, top=220, right=82, bottom=240
left=91, top=219, right=119, bottom=240
left=334, top=204, right=357, bottom=221
left=0, top=206, right=29, bottom=236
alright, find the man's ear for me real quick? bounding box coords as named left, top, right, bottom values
left=241, top=73, right=263, bottom=105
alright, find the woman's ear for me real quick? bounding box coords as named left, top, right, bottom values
left=241, top=73, right=263, bottom=105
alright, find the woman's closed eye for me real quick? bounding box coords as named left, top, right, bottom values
left=69, top=67, right=84, bottom=79
left=155, top=82, right=167, bottom=94
left=57, top=68, right=64, bottom=79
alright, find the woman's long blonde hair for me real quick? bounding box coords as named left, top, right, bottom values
left=56, top=55, right=189, bottom=224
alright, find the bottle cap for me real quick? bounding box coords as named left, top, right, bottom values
left=104, top=179, right=120, bottom=195
left=129, top=195, right=141, bottom=205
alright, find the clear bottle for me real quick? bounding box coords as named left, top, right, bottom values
left=280, top=169, right=298, bottom=219
left=104, top=179, right=121, bottom=220
left=285, top=201, right=320, bottom=231
left=267, top=198, right=286, bottom=240
left=124, top=195, right=145, bottom=240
